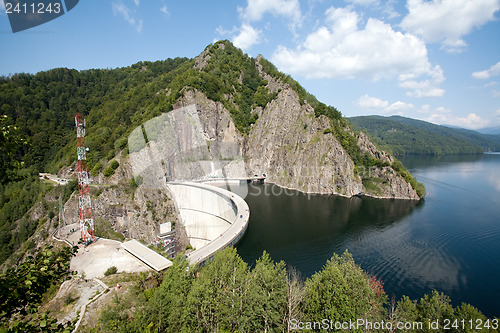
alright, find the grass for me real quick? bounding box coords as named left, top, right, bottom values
left=362, top=178, right=383, bottom=195
left=94, top=218, right=125, bottom=242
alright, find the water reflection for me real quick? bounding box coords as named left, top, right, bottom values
left=237, top=183, right=421, bottom=277
left=398, top=154, right=484, bottom=170
left=235, top=153, right=500, bottom=318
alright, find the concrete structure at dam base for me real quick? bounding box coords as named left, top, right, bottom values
left=167, top=181, right=250, bottom=266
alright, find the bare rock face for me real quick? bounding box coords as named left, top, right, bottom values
left=245, top=86, right=363, bottom=196
left=193, top=48, right=211, bottom=70
left=63, top=156, right=179, bottom=244
left=105, top=54, right=420, bottom=201
left=355, top=131, right=420, bottom=200
left=175, top=89, right=244, bottom=149
left=171, top=85, right=420, bottom=200
left=357, top=131, right=394, bottom=164
left=367, top=167, right=421, bottom=200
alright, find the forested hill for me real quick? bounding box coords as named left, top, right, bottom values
left=349, top=115, right=500, bottom=155
left=0, top=40, right=424, bottom=266
left=0, top=57, right=192, bottom=263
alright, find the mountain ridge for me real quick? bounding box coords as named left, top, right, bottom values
left=0, top=40, right=423, bottom=268
left=349, top=115, right=500, bottom=155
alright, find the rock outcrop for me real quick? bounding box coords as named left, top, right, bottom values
left=62, top=156, right=179, bottom=244
left=245, top=86, right=363, bottom=196
left=162, top=56, right=421, bottom=200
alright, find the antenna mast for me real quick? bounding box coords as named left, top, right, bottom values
left=75, top=114, right=95, bottom=244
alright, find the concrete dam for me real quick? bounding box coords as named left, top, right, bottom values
left=167, top=182, right=250, bottom=265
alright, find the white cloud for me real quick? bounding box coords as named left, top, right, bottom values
left=272, top=7, right=445, bottom=97
left=112, top=2, right=142, bottom=32
left=416, top=104, right=452, bottom=116
left=483, top=81, right=498, bottom=87
left=424, top=112, right=490, bottom=129
left=355, top=95, right=414, bottom=114
left=388, top=101, right=415, bottom=112
left=216, top=25, right=238, bottom=36
left=160, top=5, right=169, bottom=16
left=494, top=90, right=500, bottom=98
left=383, top=0, right=401, bottom=19
left=472, top=61, right=500, bottom=79
left=398, top=65, right=445, bottom=97
left=401, top=0, right=500, bottom=52
left=233, top=24, right=262, bottom=51
left=238, top=0, right=302, bottom=24
left=356, top=95, right=389, bottom=109
left=133, top=0, right=140, bottom=6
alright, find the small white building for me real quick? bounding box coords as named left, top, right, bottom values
left=158, top=222, right=175, bottom=258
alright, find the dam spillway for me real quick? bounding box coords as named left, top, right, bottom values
left=167, top=182, right=250, bottom=265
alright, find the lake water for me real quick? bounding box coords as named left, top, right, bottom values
left=236, top=153, right=500, bottom=318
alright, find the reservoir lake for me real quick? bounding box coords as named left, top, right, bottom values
left=235, top=153, right=500, bottom=318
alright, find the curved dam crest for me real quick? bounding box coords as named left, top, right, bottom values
left=167, top=182, right=250, bottom=265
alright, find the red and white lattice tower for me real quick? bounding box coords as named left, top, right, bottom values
left=75, top=114, right=95, bottom=244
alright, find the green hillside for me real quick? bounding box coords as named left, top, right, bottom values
left=349, top=115, right=500, bottom=155
left=2, top=40, right=406, bottom=265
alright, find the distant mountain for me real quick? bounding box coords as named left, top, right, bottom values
left=476, top=126, right=500, bottom=135
left=348, top=115, right=500, bottom=155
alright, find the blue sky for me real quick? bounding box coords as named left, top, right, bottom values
left=1, top=0, right=500, bottom=129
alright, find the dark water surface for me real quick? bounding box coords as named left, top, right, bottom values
left=236, top=153, right=500, bottom=317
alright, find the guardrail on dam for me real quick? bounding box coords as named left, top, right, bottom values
left=167, top=182, right=250, bottom=265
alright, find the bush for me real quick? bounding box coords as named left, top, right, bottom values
left=62, top=178, right=78, bottom=204
left=64, top=293, right=79, bottom=305
left=110, top=160, right=119, bottom=170
left=90, top=162, right=103, bottom=177
left=104, top=266, right=118, bottom=276
left=130, top=177, right=138, bottom=189
left=103, top=167, right=114, bottom=178
left=103, top=160, right=119, bottom=178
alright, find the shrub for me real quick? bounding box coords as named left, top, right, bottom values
left=90, top=162, right=103, bottom=177
left=103, top=167, right=114, bottom=177
left=103, top=160, right=119, bottom=178
left=104, top=266, right=118, bottom=276
left=110, top=160, right=119, bottom=170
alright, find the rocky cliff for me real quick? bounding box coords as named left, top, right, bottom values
left=170, top=43, right=421, bottom=200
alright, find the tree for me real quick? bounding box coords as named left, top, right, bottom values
left=284, top=267, right=304, bottom=332
left=245, top=251, right=287, bottom=332
left=183, top=247, right=249, bottom=332
left=393, top=291, right=498, bottom=333
left=0, top=115, right=28, bottom=184
left=137, top=256, right=194, bottom=332
left=301, top=251, right=387, bottom=331
left=0, top=245, right=77, bottom=330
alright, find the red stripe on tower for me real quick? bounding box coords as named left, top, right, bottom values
left=75, top=114, right=95, bottom=244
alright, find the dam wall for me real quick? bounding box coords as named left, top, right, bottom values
left=167, top=182, right=250, bottom=265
